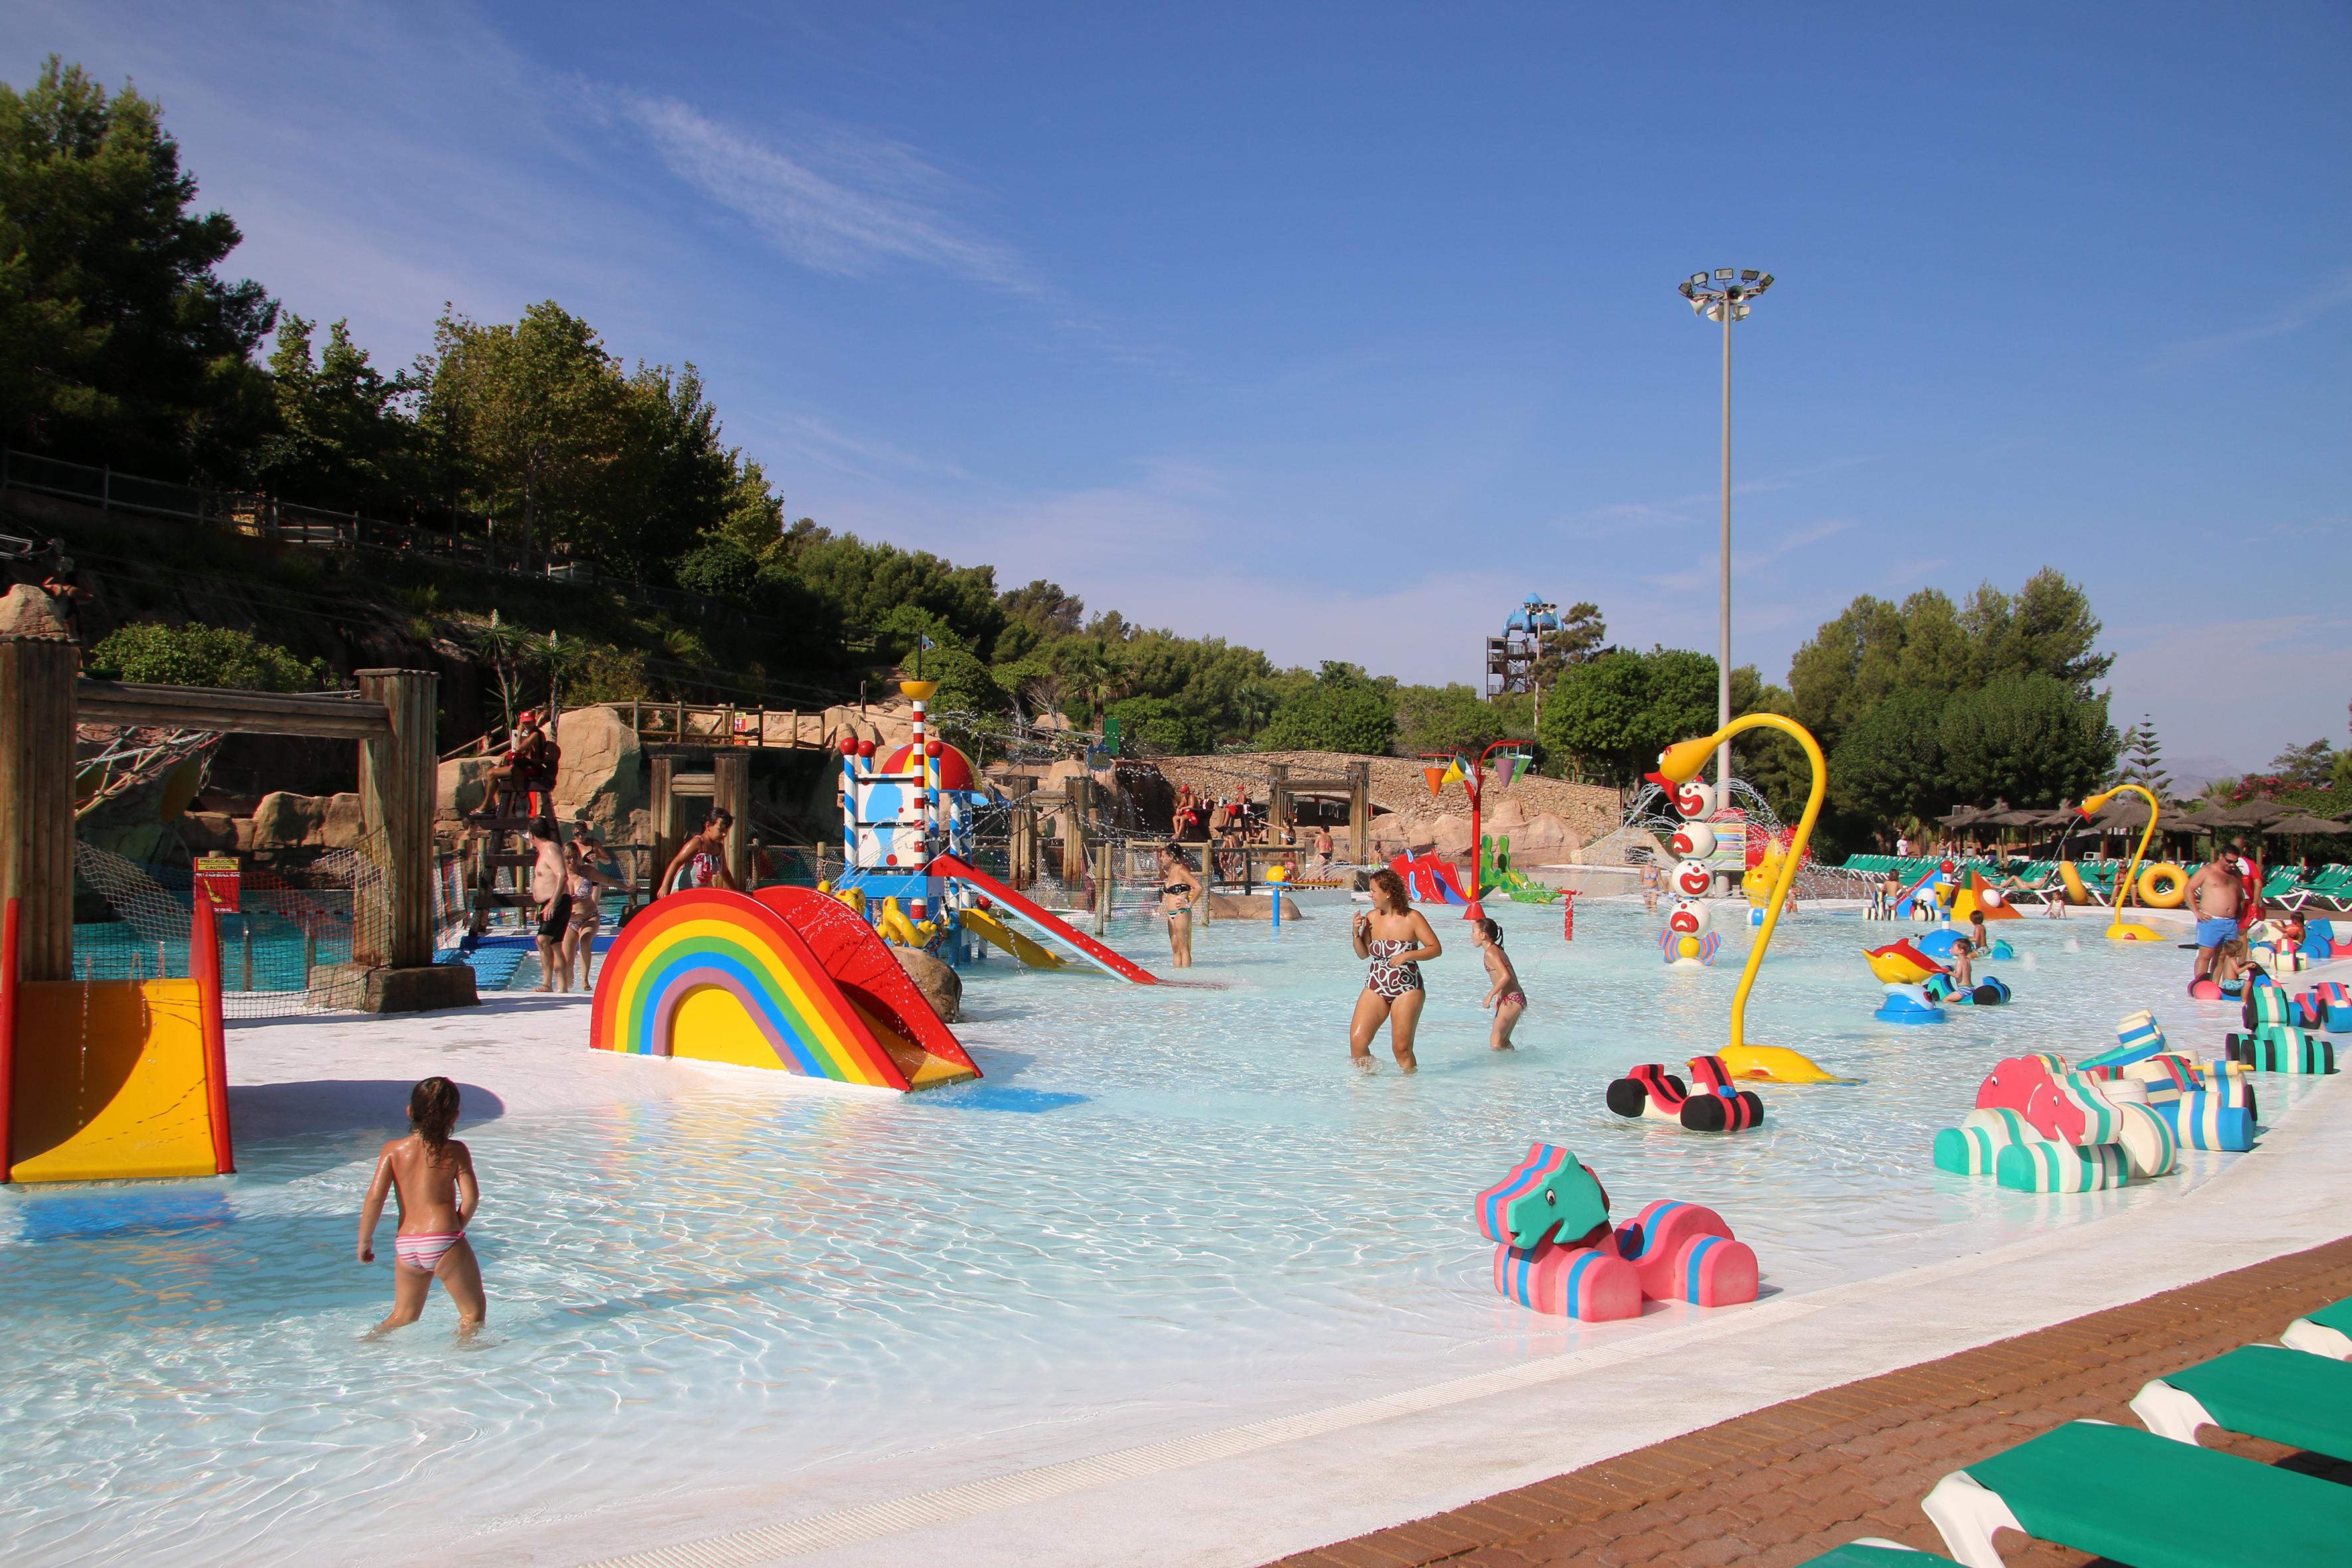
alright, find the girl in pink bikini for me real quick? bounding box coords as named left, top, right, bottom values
left=1472, top=917, right=1526, bottom=1051
left=356, top=1077, right=485, bottom=1335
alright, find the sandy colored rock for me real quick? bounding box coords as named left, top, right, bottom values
left=1428, top=816, right=1474, bottom=859
left=0, top=583, right=71, bottom=639
left=179, top=812, right=239, bottom=854
left=553, top=706, right=645, bottom=834
left=251, top=791, right=325, bottom=848
left=437, top=756, right=494, bottom=820
left=893, top=945, right=963, bottom=1023
left=321, top=792, right=366, bottom=849
left=1486, top=797, right=1529, bottom=834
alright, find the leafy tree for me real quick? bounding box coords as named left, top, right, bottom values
left=1539, top=648, right=1721, bottom=785
left=1828, top=690, right=1948, bottom=834
left=1395, top=683, right=1529, bottom=758
left=1936, top=673, right=2116, bottom=809
left=2114, top=714, right=2173, bottom=801
left=1107, top=695, right=1210, bottom=755
left=790, top=530, right=1004, bottom=651
left=1257, top=662, right=1397, bottom=755
left=248, top=313, right=418, bottom=513
left=0, top=58, right=276, bottom=476
left=919, top=646, right=1004, bottom=718
left=1529, top=600, right=1609, bottom=686
left=471, top=609, right=540, bottom=735
left=2269, top=738, right=2337, bottom=788
left=89, top=621, right=323, bottom=690
left=674, top=535, right=759, bottom=601
left=1052, top=637, right=1130, bottom=729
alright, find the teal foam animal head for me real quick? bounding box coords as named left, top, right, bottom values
left=1474, top=1142, right=1612, bottom=1249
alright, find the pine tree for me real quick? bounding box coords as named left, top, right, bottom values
left=2113, top=714, right=2172, bottom=801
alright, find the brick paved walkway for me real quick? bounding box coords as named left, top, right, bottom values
left=1266, top=1235, right=2352, bottom=1567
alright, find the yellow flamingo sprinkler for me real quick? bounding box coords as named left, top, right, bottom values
left=1647, top=714, right=1847, bottom=1085
left=2075, top=783, right=2165, bottom=942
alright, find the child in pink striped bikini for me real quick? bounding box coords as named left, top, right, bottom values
left=357, top=1077, right=485, bottom=1336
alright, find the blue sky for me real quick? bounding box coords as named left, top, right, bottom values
left=15, top=2, right=2349, bottom=780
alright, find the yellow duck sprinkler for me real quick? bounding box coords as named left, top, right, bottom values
left=2075, top=784, right=2165, bottom=942
left=1647, top=714, right=1847, bottom=1085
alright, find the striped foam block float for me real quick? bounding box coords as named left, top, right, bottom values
left=1933, top=1107, right=2042, bottom=1176
left=1492, top=1237, right=1642, bottom=1320
left=2159, top=1083, right=2256, bottom=1152
left=2244, top=982, right=2293, bottom=1030
left=1995, top=1138, right=2134, bottom=1193
left=2056, top=1071, right=2125, bottom=1144
left=2080, top=1010, right=2167, bottom=1074
left=2122, top=1053, right=2199, bottom=1103
left=2113, top=1100, right=2179, bottom=1178
left=2230, top=1031, right=2335, bottom=1075
left=1603, top=1063, right=1689, bottom=1123
left=1610, top=1198, right=1759, bottom=1307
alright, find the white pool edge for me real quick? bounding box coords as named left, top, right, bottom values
left=483, top=998, right=2352, bottom=1568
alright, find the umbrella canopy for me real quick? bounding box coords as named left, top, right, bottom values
left=2163, top=803, right=2227, bottom=832
left=2086, top=795, right=2154, bottom=828
left=2031, top=807, right=2087, bottom=828
left=2209, top=797, right=2288, bottom=828
left=1937, top=805, right=1986, bottom=827
left=2264, top=813, right=2351, bottom=836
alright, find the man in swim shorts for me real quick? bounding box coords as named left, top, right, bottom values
left=529, top=818, right=570, bottom=991
left=2187, top=852, right=2244, bottom=984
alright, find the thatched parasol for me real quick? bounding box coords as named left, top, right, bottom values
left=1937, top=804, right=1987, bottom=828
left=2085, top=795, right=2153, bottom=829
left=2264, top=813, right=2351, bottom=837
left=2208, top=797, right=2287, bottom=828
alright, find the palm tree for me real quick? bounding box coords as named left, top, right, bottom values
left=472, top=610, right=537, bottom=735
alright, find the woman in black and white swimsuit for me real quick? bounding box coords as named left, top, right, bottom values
left=1349, top=866, right=1442, bottom=1072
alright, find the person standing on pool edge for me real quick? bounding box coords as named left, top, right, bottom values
left=2187, top=852, right=2244, bottom=986
left=357, top=1077, right=485, bottom=1336
left=1350, top=867, right=1441, bottom=1072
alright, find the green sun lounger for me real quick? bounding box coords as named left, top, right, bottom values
left=2282, top=1295, right=2352, bottom=1359
left=2129, top=1344, right=2352, bottom=1459
left=1921, top=1419, right=2352, bottom=1567
left=1796, top=1544, right=1959, bottom=1566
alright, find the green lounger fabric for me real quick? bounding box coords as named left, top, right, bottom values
left=2161, top=1344, right=2352, bottom=1460
left=1797, top=1546, right=1956, bottom=1566
left=1964, top=1421, right=2352, bottom=1567
left=2303, top=1296, right=2352, bottom=1335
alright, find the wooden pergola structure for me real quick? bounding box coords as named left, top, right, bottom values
left=0, top=635, right=469, bottom=1010
left=1265, top=760, right=1372, bottom=866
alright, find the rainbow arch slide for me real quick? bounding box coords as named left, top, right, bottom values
left=589, top=888, right=979, bottom=1091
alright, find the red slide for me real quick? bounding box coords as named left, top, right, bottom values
left=753, top=886, right=980, bottom=1077
left=926, top=855, right=1161, bottom=984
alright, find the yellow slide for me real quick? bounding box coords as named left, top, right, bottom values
left=963, top=907, right=1068, bottom=969
left=11, top=979, right=225, bottom=1181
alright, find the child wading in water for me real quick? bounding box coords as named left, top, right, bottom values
left=358, top=1077, right=485, bottom=1335
left=1472, top=917, right=1525, bottom=1050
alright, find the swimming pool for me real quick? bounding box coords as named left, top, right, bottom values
left=0, top=898, right=2307, bottom=1565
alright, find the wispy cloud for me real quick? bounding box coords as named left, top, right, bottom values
left=1641, top=517, right=1859, bottom=592
left=616, top=92, right=1036, bottom=293
left=2147, top=268, right=2352, bottom=371
left=1561, top=457, right=1870, bottom=536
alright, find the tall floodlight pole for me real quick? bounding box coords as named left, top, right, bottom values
left=1678, top=267, right=1774, bottom=791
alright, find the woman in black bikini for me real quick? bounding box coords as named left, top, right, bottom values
left=1157, top=842, right=1203, bottom=968
left=1350, top=866, right=1441, bottom=1072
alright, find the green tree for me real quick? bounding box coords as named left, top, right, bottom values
left=1539, top=648, right=1721, bottom=785
left=88, top=621, right=323, bottom=690
left=1936, top=673, right=2117, bottom=809
left=0, top=58, right=276, bottom=475
left=249, top=313, right=417, bottom=512
left=1259, top=663, right=1397, bottom=755
left=1828, top=690, right=1948, bottom=833
left=1529, top=599, right=1609, bottom=686
left=2114, top=714, right=2173, bottom=801
left=674, top=534, right=759, bottom=601
left=1395, top=682, right=1526, bottom=757
left=1051, top=637, right=1130, bottom=729
left=2270, top=738, right=2338, bottom=788
left=1107, top=695, right=1210, bottom=754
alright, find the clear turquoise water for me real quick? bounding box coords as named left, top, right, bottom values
left=0, top=898, right=2298, bottom=1565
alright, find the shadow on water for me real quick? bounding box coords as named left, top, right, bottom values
left=927, top=1050, right=1087, bottom=1112
left=228, top=1079, right=509, bottom=1140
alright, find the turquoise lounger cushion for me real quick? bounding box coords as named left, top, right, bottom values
left=2304, top=1296, right=2352, bottom=1335
left=1958, top=1420, right=2352, bottom=1567
left=1796, top=1545, right=1957, bottom=1566
left=2154, top=1344, right=2352, bottom=1460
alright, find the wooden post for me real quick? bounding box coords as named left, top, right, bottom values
left=712, top=751, right=749, bottom=887
left=1348, top=761, right=1371, bottom=867
left=1094, top=840, right=1111, bottom=934
left=649, top=755, right=677, bottom=896
left=1198, top=843, right=1215, bottom=923
left=1008, top=803, right=1033, bottom=890
left=356, top=668, right=437, bottom=969
left=1268, top=762, right=1291, bottom=848
left=0, top=636, right=77, bottom=981
left=1062, top=776, right=1091, bottom=882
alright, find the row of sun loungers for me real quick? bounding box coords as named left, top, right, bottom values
left=1796, top=1293, right=2352, bottom=1565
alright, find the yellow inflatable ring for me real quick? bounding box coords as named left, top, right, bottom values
left=2138, top=862, right=2188, bottom=908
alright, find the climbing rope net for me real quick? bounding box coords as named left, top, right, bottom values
left=71, top=838, right=396, bottom=1017
left=73, top=723, right=221, bottom=819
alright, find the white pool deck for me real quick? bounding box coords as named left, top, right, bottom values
left=220, top=925, right=2352, bottom=1568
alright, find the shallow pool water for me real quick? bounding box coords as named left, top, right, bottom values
left=0, top=898, right=2300, bottom=1565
